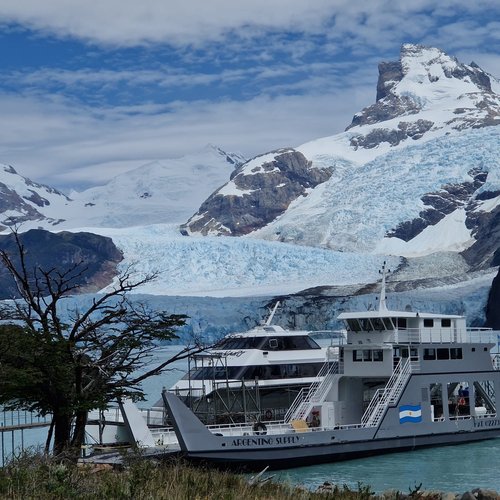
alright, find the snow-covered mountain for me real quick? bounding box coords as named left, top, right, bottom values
left=183, top=44, right=500, bottom=269
left=0, top=164, right=71, bottom=230
left=0, top=43, right=498, bottom=333
left=0, top=145, right=244, bottom=231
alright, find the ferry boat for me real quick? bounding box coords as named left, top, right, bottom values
left=169, top=302, right=338, bottom=423
left=85, top=303, right=338, bottom=445
left=163, top=265, right=500, bottom=470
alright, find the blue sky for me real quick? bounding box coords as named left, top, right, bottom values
left=0, top=1, right=499, bottom=190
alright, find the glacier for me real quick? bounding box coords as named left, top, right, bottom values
left=253, top=127, right=500, bottom=253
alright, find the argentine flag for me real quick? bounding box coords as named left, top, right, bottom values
left=399, top=404, right=422, bottom=424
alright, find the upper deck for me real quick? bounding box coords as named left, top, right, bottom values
left=338, top=309, right=499, bottom=345
left=338, top=262, right=500, bottom=346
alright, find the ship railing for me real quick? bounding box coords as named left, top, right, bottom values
left=206, top=419, right=366, bottom=436
left=361, top=357, right=412, bottom=427
left=283, top=388, right=306, bottom=422
left=492, top=354, right=500, bottom=370
left=284, top=359, right=339, bottom=422
left=393, top=328, right=500, bottom=344
left=87, top=405, right=168, bottom=427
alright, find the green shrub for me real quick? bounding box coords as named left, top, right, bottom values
left=0, top=451, right=378, bottom=499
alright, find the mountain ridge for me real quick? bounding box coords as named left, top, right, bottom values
left=182, top=44, right=500, bottom=278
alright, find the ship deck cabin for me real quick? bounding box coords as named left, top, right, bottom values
left=338, top=309, right=495, bottom=345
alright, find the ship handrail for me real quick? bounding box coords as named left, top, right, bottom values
left=284, top=359, right=339, bottom=422
left=361, top=357, right=412, bottom=427
left=385, top=327, right=500, bottom=344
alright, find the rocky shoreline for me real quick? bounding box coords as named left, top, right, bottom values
left=315, top=482, right=500, bottom=500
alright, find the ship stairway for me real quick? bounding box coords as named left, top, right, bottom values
left=474, top=381, right=496, bottom=414
left=361, top=357, right=412, bottom=428
left=284, top=357, right=339, bottom=423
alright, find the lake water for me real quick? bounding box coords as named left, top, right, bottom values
left=3, top=344, right=500, bottom=493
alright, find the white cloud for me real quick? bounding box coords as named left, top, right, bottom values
left=0, top=1, right=498, bottom=48
left=1, top=0, right=499, bottom=194
left=0, top=85, right=373, bottom=191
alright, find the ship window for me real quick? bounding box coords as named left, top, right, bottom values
left=217, top=337, right=265, bottom=350
left=424, top=319, right=434, bottom=327
left=373, top=350, right=383, bottom=362
left=187, top=366, right=246, bottom=380
left=397, top=318, right=407, bottom=329
left=371, top=318, right=385, bottom=331
left=363, top=350, right=372, bottom=361
left=473, top=381, right=496, bottom=416
left=450, top=348, right=462, bottom=359
left=437, top=348, right=449, bottom=360
left=430, top=383, right=444, bottom=421
left=441, top=318, right=451, bottom=328
left=268, top=339, right=278, bottom=349
left=424, top=348, right=436, bottom=360
left=382, top=318, right=395, bottom=330
left=360, top=319, right=373, bottom=331
left=448, top=382, right=470, bottom=419
left=410, top=348, right=419, bottom=361
left=282, top=336, right=321, bottom=350
left=346, top=319, right=361, bottom=332
left=353, top=350, right=363, bottom=362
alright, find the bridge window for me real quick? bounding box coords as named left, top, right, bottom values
left=346, top=319, right=361, bottom=332
left=371, top=318, right=385, bottom=331
left=441, top=318, right=451, bottom=328
left=383, top=318, right=395, bottom=329
left=424, top=319, right=434, bottom=327
left=396, top=318, right=407, bottom=329
left=373, top=350, right=384, bottom=362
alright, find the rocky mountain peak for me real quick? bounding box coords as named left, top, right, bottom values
left=346, top=44, right=499, bottom=147
left=181, top=149, right=333, bottom=236
left=0, top=163, right=71, bottom=230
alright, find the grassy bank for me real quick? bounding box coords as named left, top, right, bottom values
left=0, top=453, right=374, bottom=499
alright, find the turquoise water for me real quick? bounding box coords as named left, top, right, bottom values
left=276, top=439, right=500, bottom=493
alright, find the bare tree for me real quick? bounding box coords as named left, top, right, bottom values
left=0, top=229, right=204, bottom=461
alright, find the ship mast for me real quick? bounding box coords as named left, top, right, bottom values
left=378, top=261, right=390, bottom=313
left=264, top=301, right=280, bottom=326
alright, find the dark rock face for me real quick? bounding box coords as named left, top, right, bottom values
left=387, top=168, right=487, bottom=242
left=350, top=119, right=434, bottom=149
left=0, top=229, right=123, bottom=299
left=182, top=149, right=333, bottom=236
left=486, top=268, right=500, bottom=329
left=462, top=203, right=500, bottom=269
left=347, top=96, right=420, bottom=130
left=376, top=60, right=404, bottom=101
